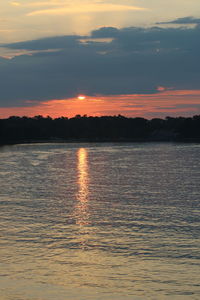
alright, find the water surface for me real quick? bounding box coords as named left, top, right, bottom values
left=0, top=143, right=200, bottom=299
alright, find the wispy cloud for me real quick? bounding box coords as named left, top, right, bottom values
left=27, top=3, right=147, bottom=16
left=10, top=1, right=21, bottom=6
left=10, top=1, right=69, bottom=8
left=157, top=16, right=200, bottom=25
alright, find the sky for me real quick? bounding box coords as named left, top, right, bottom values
left=0, top=0, right=200, bottom=118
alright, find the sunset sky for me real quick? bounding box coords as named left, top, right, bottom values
left=0, top=0, right=200, bottom=118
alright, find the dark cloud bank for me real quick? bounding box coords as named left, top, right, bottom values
left=157, top=16, right=200, bottom=25
left=0, top=17, right=200, bottom=107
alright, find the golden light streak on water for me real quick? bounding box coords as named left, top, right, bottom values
left=75, top=148, right=90, bottom=227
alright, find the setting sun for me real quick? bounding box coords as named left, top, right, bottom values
left=78, top=95, right=86, bottom=100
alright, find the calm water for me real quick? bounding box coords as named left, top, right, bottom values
left=0, top=143, right=200, bottom=300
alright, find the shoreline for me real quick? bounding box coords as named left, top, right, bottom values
left=1, top=137, right=200, bottom=146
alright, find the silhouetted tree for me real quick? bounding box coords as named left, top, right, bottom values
left=0, top=114, right=200, bottom=144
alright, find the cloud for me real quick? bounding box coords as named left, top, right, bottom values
left=91, top=27, right=119, bottom=38
left=5, top=35, right=81, bottom=50
left=0, top=22, right=200, bottom=108
left=27, top=3, right=147, bottom=16
left=157, top=16, right=200, bottom=25
left=10, top=1, right=74, bottom=8
left=10, top=1, right=21, bottom=6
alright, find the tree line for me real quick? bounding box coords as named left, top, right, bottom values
left=0, top=114, right=200, bottom=144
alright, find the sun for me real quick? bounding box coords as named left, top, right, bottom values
left=78, top=95, right=86, bottom=100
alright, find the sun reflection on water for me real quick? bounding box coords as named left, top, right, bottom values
left=75, top=148, right=90, bottom=227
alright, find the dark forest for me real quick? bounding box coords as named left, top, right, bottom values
left=0, top=114, right=200, bottom=144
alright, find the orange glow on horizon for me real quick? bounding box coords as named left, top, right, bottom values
left=0, top=89, right=200, bottom=119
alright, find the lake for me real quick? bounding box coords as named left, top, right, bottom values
left=0, top=143, right=200, bottom=300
